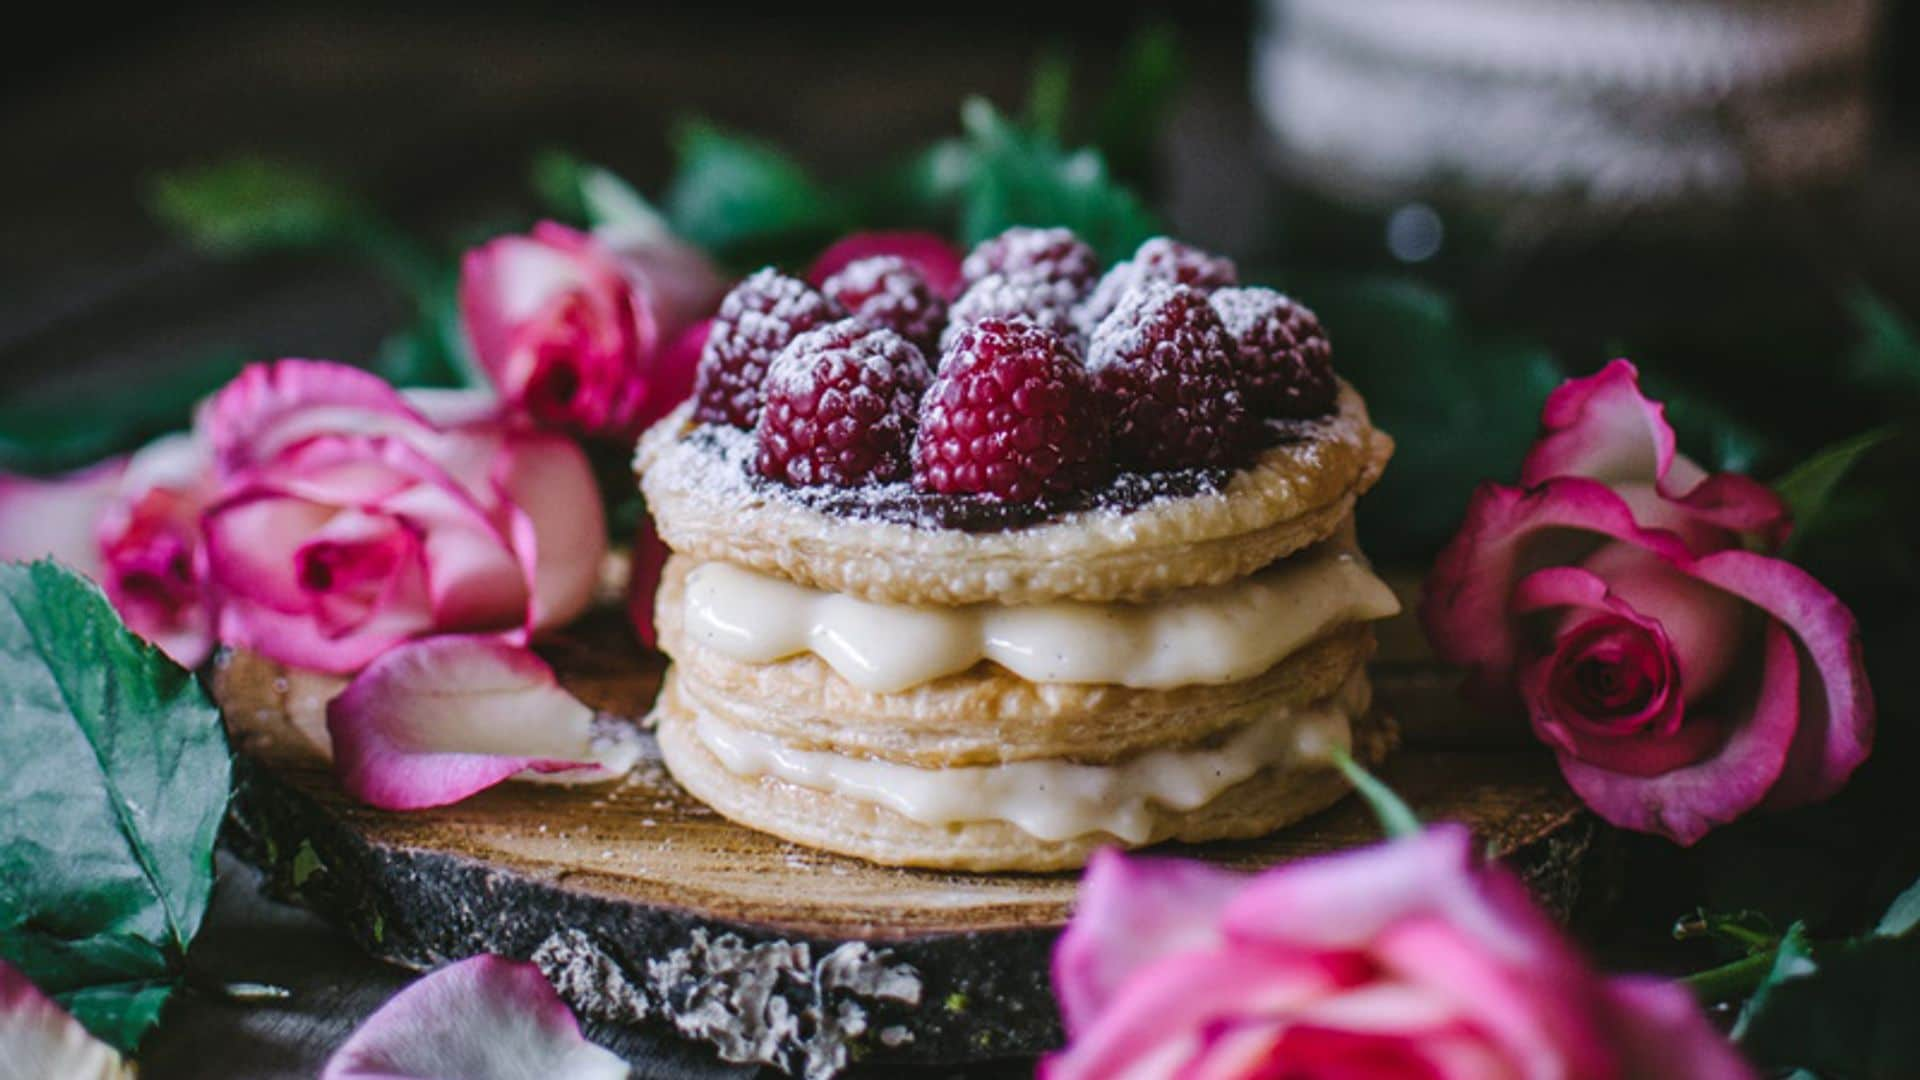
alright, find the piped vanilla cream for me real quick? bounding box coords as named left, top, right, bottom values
left=689, top=675, right=1366, bottom=843
left=680, top=543, right=1400, bottom=694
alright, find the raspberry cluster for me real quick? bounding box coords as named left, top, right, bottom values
left=686, top=229, right=1342, bottom=505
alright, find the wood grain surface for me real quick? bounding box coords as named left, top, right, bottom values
left=213, top=585, right=1595, bottom=1075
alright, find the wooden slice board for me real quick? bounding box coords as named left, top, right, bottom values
left=215, top=590, right=1594, bottom=1078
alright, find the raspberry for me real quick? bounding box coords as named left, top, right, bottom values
left=1077, top=236, right=1238, bottom=336
left=1210, top=287, right=1338, bottom=419
left=693, top=269, right=841, bottom=428
left=754, top=320, right=931, bottom=487
left=960, top=226, right=1101, bottom=296
left=942, top=272, right=1085, bottom=358
left=1087, top=283, right=1255, bottom=470
left=914, top=318, right=1109, bottom=502
left=821, top=256, right=948, bottom=354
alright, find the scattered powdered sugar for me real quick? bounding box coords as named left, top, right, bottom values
left=959, top=226, right=1100, bottom=292
left=677, top=419, right=1307, bottom=533
left=942, top=272, right=1087, bottom=357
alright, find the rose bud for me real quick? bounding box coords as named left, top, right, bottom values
left=459, top=220, right=723, bottom=440
left=1422, top=360, right=1873, bottom=844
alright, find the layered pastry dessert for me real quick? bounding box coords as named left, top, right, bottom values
left=636, top=228, right=1398, bottom=871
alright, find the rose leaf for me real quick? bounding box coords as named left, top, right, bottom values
left=0, top=560, right=232, bottom=1051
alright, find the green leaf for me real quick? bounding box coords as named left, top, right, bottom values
left=531, top=150, right=674, bottom=239
left=0, top=352, right=249, bottom=474
left=1092, top=22, right=1182, bottom=180
left=148, top=158, right=442, bottom=297
left=1773, top=427, right=1899, bottom=555
left=1736, top=931, right=1920, bottom=1078
left=1730, top=922, right=1813, bottom=1029
left=1328, top=747, right=1421, bottom=839
left=0, top=561, right=232, bottom=1051
left=664, top=120, right=847, bottom=264
left=373, top=271, right=483, bottom=390
left=1845, top=290, right=1920, bottom=403
left=147, top=158, right=364, bottom=256
left=57, top=981, right=176, bottom=1051
left=1281, top=275, right=1564, bottom=558
left=956, top=98, right=1159, bottom=263
left=1024, top=50, right=1072, bottom=141
left=1878, top=875, right=1920, bottom=938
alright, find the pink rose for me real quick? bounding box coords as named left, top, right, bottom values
left=197, top=359, right=605, bottom=675
left=459, top=220, right=723, bottom=439
left=1045, top=827, right=1755, bottom=1079
left=806, top=230, right=966, bottom=298
left=1422, top=360, right=1873, bottom=844
left=0, top=433, right=215, bottom=666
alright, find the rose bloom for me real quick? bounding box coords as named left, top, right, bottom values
left=1423, top=361, right=1872, bottom=844
left=1045, top=828, right=1755, bottom=1080
left=460, top=220, right=723, bottom=439
left=0, top=432, right=215, bottom=666
left=196, top=359, right=605, bottom=675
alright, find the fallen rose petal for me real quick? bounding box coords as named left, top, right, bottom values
left=1604, top=976, right=1758, bottom=1079
left=0, top=457, right=127, bottom=579
left=0, top=959, right=132, bottom=1080
left=807, top=230, right=966, bottom=298
left=1051, top=848, right=1244, bottom=1034
left=320, top=954, right=627, bottom=1080
left=328, top=636, right=641, bottom=811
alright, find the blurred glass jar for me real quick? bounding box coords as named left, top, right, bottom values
left=1254, top=0, right=1879, bottom=217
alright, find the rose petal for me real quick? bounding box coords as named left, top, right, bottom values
left=1038, top=947, right=1354, bottom=1080
left=595, top=224, right=727, bottom=347
left=1051, top=848, right=1247, bottom=1034
left=0, top=959, right=131, bottom=1080
left=1521, top=360, right=1788, bottom=547
left=320, top=954, right=627, bottom=1080
left=1222, top=827, right=1575, bottom=977
left=198, top=359, right=432, bottom=476
left=635, top=318, right=711, bottom=435
left=807, top=231, right=966, bottom=298
left=1690, top=549, right=1875, bottom=807
left=1602, top=977, right=1759, bottom=1079
left=1522, top=360, right=1677, bottom=490
left=0, top=457, right=126, bottom=579
left=490, top=432, right=605, bottom=634
left=626, top=513, right=671, bottom=650
left=1421, top=478, right=1693, bottom=709
left=328, top=636, right=640, bottom=811
left=1555, top=622, right=1799, bottom=845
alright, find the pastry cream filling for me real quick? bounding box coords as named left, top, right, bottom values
left=681, top=542, right=1400, bottom=694
left=689, top=675, right=1367, bottom=844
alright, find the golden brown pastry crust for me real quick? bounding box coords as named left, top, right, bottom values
left=653, top=675, right=1391, bottom=872
left=636, top=381, right=1392, bottom=606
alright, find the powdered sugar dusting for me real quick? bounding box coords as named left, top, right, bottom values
left=943, top=272, right=1086, bottom=357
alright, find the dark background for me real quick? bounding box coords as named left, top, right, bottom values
left=6, top=5, right=1919, bottom=1078
left=7, top=3, right=1919, bottom=408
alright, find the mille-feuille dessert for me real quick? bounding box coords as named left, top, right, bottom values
left=636, top=228, right=1398, bottom=871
